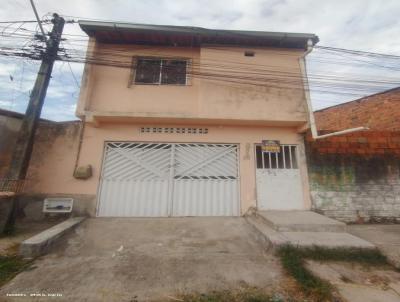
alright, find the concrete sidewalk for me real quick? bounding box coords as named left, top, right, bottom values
left=0, top=217, right=283, bottom=302
left=349, top=224, right=400, bottom=268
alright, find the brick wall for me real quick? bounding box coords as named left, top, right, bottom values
left=306, top=131, right=400, bottom=223
left=315, top=87, right=400, bottom=131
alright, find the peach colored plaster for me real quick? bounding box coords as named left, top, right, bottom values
left=77, top=44, right=308, bottom=125
left=27, top=42, right=313, bottom=215
left=32, top=123, right=310, bottom=214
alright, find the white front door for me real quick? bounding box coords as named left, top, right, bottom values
left=255, top=144, right=304, bottom=210
left=97, top=142, right=239, bottom=217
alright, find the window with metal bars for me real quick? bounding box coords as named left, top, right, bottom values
left=255, top=145, right=298, bottom=169
left=134, top=58, right=188, bottom=85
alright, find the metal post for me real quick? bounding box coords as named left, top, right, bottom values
left=3, top=14, right=65, bottom=234
left=167, top=144, right=176, bottom=217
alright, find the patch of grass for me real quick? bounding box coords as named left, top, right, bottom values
left=0, top=255, right=31, bottom=286
left=2, top=224, right=16, bottom=236
left=276, top=245, right=392, bottom=301
left=179, top=287, right=281, bottom=302
left=0, top=227, right=15, bottom=238
left=277, top=246, right=332, bottom=301
left=295, top=246, right=388, bottom=266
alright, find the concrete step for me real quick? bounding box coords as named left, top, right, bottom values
left=257, top=210, right=346, bottom=233
left=246, top=215, right=375, bottom=250
left=245, top=215, right=289, bottom=247
left=20, top=217, right=85, bottom=258
left=281, top=231, right=376, bottom=249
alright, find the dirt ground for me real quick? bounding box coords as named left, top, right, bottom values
left=0, top=217, right=284, bottom=302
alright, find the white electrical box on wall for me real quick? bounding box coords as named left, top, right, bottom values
left=43, top=198, right=74, bottom=213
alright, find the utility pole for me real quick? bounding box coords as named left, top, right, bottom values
left=3, top=14, right=65, bottom=234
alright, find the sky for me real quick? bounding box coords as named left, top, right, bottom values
left=0, top=0, right=400, bottom=121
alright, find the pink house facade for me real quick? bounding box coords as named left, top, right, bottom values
left=24, top=21, right=319, bottom=217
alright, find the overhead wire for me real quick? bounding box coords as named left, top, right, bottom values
left=0, top=20, right=399, bottom=106
left=1, top=44, right=398, bottom=99
left=0, top=20, right=43, bottom=24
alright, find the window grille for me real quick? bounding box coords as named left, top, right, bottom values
left=133, top=58, right=188, bottom=85
left=255, top=144, right=298, bottom=169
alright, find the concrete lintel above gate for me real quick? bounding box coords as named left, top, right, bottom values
left=81, top=111, right=307, bottom=128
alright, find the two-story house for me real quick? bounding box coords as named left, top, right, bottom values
left=33, top=21, right=319, bottom=217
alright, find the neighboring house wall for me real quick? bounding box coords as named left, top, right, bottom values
left=24, top=121, right=81, bottom=192
left=0, top=111, right=83, bottom=219
left=0, top=112, right=22, bottom=230
left=0, top=113, right=21, bottom=178
left=306, top=131, right=400, bottom=223
left=315, top=87, right=400, bottom=131
left=0, top=111, right=54, bottom=179
left=0, top=112, right=80, bottom=187
left=21, top=121, right=85, bottom=216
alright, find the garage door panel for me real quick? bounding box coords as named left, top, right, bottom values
left=98, top=179, right=169, bottom=217
left=172, top=144, right=239, bottom=216
left=98, top=143, right=171, bottom=217
left=172, top=179, right=239, bottom=216
left=174, top=144, right=238, bottom=179
left=103, top=143, right=171, bottom=180
left=98, top=142, right=239, bottom=217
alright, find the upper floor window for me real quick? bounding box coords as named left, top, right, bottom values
left=134, top=58, right=188, bottom=85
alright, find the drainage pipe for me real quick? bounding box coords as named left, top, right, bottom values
left=300, top=39, right=369, bottom=140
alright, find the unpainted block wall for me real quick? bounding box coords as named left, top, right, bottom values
left=306, top=131, right=400, bottom=223
left=0, top=114, right=22, bottom=178
left=0, top=117, right=85, bottom=223
left=21, top=121, right=89, bottom=217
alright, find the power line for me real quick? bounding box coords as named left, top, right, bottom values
left=315, top=45, right=400, bottom=60
left=1, top=43, right=398, bottom=99
left=0, top=20, right=43, bottom=24
left=3, top=18, right=399, bottom=59
left=66, top=61, right=80, bottom=88
left=57, top=40, right=80, bottom=88
left=0, top=19, right=399, bottom=106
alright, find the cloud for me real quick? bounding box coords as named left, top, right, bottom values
left=41, top=102, right=78, bottom=121
left=0, top=99, right=13, bottom=107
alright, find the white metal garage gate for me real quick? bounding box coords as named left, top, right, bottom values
left=97, top=142, right=240, bottom=217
